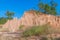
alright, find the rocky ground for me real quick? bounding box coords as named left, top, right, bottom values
left=0, top=32, right=60, bottom=40
left=0, top=32, right=44, bottom=40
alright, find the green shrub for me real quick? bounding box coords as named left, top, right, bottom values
left=54, top=38, right=60, bottom=40
left=23, top=24, right=50, bottom=37
left=19, top=25, right=24, bottom=29
left=41, top=37, right=48, bottom=40
left=0, top=18, right=8, bottom=24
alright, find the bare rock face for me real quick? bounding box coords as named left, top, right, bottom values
left=2, top=10, right=60, bottom=32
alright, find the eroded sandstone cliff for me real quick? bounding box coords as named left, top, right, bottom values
left=2, top=10, right=60, bottom=32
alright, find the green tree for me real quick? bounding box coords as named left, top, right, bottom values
left=6, top=11, right=14, bottom=20
left=38, top=0, right=57, bottom=15
left=0, top=11, right=15, bottom=24
left=50, top=0, right=57, bottom=15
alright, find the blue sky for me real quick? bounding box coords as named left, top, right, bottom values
left=0, top=0, right=60, bottom=18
